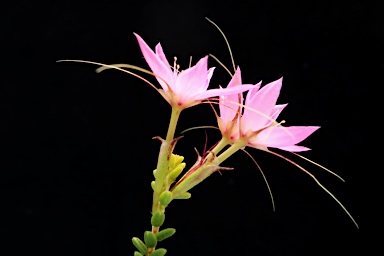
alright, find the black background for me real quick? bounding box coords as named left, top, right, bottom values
left=2, top=0, right=377, bottom=255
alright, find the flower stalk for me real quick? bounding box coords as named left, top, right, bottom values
left=215, top=140, right=246, bottom=165
left=152, top=107, right=181, bottom=213
left=209, top=137, right=230, bottom=156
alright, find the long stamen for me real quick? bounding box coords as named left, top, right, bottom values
left=267, top=150, right=359, bottom=229
left=57, top=60, right=176, bottom=97
left=57, top=60, right=159, bottom=90
left=241, top=149, right=275, bottom=212
left=180, top=126, right=219, bottom=134
left=205, top=17, right=236, bottom=73
left=209, top=54, right=233, bottom=77
left=97, top=62, right=176, bottom=96
left=290, top=152, right=345, bottom=182
left=208, top=97, right=220, bottom=120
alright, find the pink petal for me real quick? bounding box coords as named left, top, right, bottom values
left=270, top=104, right=288, bottom=119
left=263, top=104, right=288, bottom=127
left=219, top=67, right=243, bottom=123
left=194, top=83, right=254, bottom=101
left=227, top=67, right=243, bottom=88
left=244, top=81, right=262, bottom=106
left=242, top=77, right=283, bottom=132
left=201, top=67, right=215, bottom=92
left=134, top=33, right=174, bottom=91
left=219, top=90, right=239, bottom=124
left=276, top=145, right=311, bottom=152
left=255, top=126, right=320, bottom=148
left=174, top=56, right=209, bottom=101
left=155, top=43, right=171, bottom=70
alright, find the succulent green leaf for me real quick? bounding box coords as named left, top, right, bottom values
left=144, top=231, right=157, bottom=248
left=149, top=248, right=167, bottom=256
left=159, top=191, right=173, bottom=206
left=156, top=228, right=176, bottom=241
left=151, top=211, right=165, bottom=227
left=132, top=237, right=147, bottom=255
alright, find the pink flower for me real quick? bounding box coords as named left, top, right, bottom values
left=134, top=33, right=254, bottom=109
left=219, top=72, right=319, bottom=152
left=218, top=67, right=253, bottom=140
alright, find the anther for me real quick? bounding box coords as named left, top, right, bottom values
left=173, top=56, right=178, bottom=72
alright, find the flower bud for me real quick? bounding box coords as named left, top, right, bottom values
left=168, top=163, right=186, bottom=181
left=151, top=181, right=155, bottom=190
left=174, top=192, right=191, bottom=199
left=169, top=154, right=184, bottom=170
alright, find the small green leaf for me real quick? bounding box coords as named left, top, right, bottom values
left=132, top=237, right=147, bottom=255
left=134, top=252, right=144, bottom=256
left=174, top=192, right=191, bottom=199
left=151, top=211, right=165, bottom=227
left=149, top=248, right=167, bottom=256
left=151, top=181, right=155, bottom=190
left=144, top=231, right=157, bottom=248
left=156, top=228, right=176, bottom=241
left=153, top=169, right=157, bottom=178
left=159, top=191, right=172, bottom=207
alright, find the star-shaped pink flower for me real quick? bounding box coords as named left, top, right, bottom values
left=134, top=34, right=254, bottom=109
left=219, top=71, right=319, bottom=152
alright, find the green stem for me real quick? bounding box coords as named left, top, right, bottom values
left=152, top=107, right=182, bottom=213
left=210, top=137, right=229, bottom=156
left=148, top=107, right=182, bottom=254
left=166, top=107, right=181, bottom=141
left=215, top=141, right=245, bottom=165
